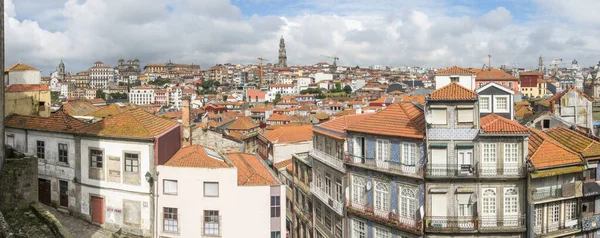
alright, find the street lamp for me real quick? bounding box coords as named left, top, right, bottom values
left=145, top=171, right=154, bottom=184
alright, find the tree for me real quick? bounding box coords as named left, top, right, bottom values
left=343, top=85, right=353, bottom=94
left=222, top=95, right=228, bottom=101
left=335, top=82, right=342, bottom=92
left=51, top=92, right=60, bottom=101
left=96, top=89, right=106, bottom=100
left=274, top=93, right=282, bottom=104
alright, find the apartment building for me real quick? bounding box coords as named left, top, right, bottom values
left=547, top=87, right=594, bottom=133
left=345, top=102, right=427, bottom=238
left=89, top=61, right=115, bottom=89
left=257, top=124, right=313, bottom=165
left=434, top=66, right=476, bottom=90
left=527, top=128, right=585, bottom=237
left=309, top=114, right=370, bottom=238
left=292, top=152, right=314, bottom=238
left=129, top=86, right=155, bottom=105
left=168, top=86, right=183, bottom=109
left=156, top=146, right=285, bottom=237
left=424, top=82, right=528, bottom=237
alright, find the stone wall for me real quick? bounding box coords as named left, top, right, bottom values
left=0, top=211, right=11, bottom=238
left=192, top=128, right=243, bottom=153
left=0, top=148, right=38, bottom=211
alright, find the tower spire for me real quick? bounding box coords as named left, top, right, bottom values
left=277, top=36, right=287, bottom=68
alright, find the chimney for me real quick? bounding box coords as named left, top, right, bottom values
left=182, top=96, right=192, bottom=147
left=356, top=106, right=362, bottom=114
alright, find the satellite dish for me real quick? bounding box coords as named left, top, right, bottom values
left=425, top=112, right=432, bottom=124
left=366, top=181, right=372, bottom=191
left=183, top=129, right=190, bottom=139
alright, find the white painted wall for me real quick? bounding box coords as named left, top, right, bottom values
left=273, top=141, right=312, bottom=164
left=7, top=70, right=41, bottom=85
left=156, top=166, right=286, bottom=237
left=435, top=75, right=475, bottom=90
left=314, top=73, right=333, bottom=82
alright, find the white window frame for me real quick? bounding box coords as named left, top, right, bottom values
left=457, top=108, right=474, bottom=123
left=376, top=139, right=391, bottom=162
left=493, top=95, right=510, bottom=113
left=482, top=188, right=497, bottom=216
left=400, top=187, right=417, bottom=219
left=352, top=218, right=366, bottom=238
left=373, top=225, right=391, bottom=238
left=479, top=95, right=491, bottom=113
left=374, top=181, right=390, bottom=212
left=503, top=188, right=518, bottom=215
left=430, top=108, right=447, bottom=125
left=163, top=180, right=178, bottom=195
left=351, top=176, right=367, bottom=205
left=482, top=143, right=497, bottom=164
left=402, top=142, right=417, bottom=166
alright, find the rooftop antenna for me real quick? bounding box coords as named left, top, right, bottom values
left=488, top=55, right=491, bottom=71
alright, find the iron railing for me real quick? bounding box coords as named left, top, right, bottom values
left=310, top=149, right=345, bottom=172
left=478, top=215, right=526, bottom=231
left=425, top=216, right=477, bottom=231
left=345, top=153, right=423, bottom=177
left=532, top=187, right=562, bottom=201
left=534, top=218, right=581, bottom=237
left=426, top=163, right=524, bottom=178
left=310, top=182, right=344, bottom=216
left=346, top=200, right=422, bottom=234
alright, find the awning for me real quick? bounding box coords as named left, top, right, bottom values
left=455, top=144, right=474, bottom=149
left=430, top=143, right=448, bottom=148
left=530, top=166, right=585, bottom=178
left=584, top=181, right=600, bottom=197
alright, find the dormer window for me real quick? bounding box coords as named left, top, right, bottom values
left=450, top=76, right=459, bottom=82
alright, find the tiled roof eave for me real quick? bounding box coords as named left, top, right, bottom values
left=346, top=128, right=425, bottom=139
left=312, top=127, right=346, bottom=140
left=426, top=98, right=478, bottom=101
left=5, top=126, right=82, bottom=134
left=479, top=132, right=530, bottom=136
left=79, top=133, right=156, bottom=142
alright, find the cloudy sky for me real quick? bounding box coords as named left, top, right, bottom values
left=5, top=0, right=600, bottom=74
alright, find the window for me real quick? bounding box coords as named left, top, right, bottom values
left=124, top=153, right=139, bottom=172
left=38, top=101, right=46, bottom=111
left=376, top=139, right=391, bottom=162
left=565, top=200, right=577, bottom=221
left=402, top=143, right=416, bottom=166
left=315, top=202, right=322, bottom=222
left=36, top=141, right=45, bottom=159
left=482, top=144, right=497, bottom=164
left=271, top=196, right=280, bottom=217
left=335, top=218, right=342, bottom=238
left=352, top=219, right=366, bottom=238
left=163, top=180, right=178, bottom=195
left=203, top=210, right=220, bottom=236
left=431, top=109, right=447, bottom=125
left=270, top=232, right=281, bottom=238
left=450, top=76, right=459, bottom=82
left=324, top=211, right=332, bottom=231
left=333, top=177, right=342, bottom=202
left=163, top=207, right=178, bottom=233
left=90, top=149, right=103, bottom=168
left=503, top=143, right=518, bottom=163
left=374, top=226, right=390, bottom=238
left=351, top=176, right=366, bottom=205
left=58, top=143, right=68, bottom=163
left=374, top=181, right=389, bottom=212
left=353, top=136, right=365, bottom=157
left=534, top=205, right=543, bottom=227
left=494, top=96, right=509, bottom=112
left=482, top=188, right=496, bottom=216
left=504, top=188, right=518, bottom=215
left=316, top=170, right=323, bottom=189
left=543, top=119, right=550, bottom=129
left=509, top=82, right=513, bottom=88
left=204, top=182, right=219, bottom=197
left=457, top=108, right=474, bottom=123
left=549, top=202, right=560, bottom=223
left=400, top=187, right=416, bottom=219
left=325, top=173, right=332, bottom=196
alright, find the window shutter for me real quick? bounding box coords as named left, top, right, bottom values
left=431, top=109, right=447, bottom=124
left=164, top=180, right=178, bottom=194
left=457, top=109, right=473, bottom=123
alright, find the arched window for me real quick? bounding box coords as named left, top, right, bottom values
left=400, top=187, right=417, bottom=218
left=482, top=188, right=497, bottom=216
left=504, top=188, right=518, bottom=215
left=351, top=176, right=366, bottom=205
left=374, top=182, right=390, bottom=211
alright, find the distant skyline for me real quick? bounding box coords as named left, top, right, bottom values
left=5, top=0, right=600, bottom=73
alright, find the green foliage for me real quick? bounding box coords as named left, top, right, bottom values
left=335, top=82, right=341, bottom=91
left=223, top=95, right=228, bottom=101
left=273, top=93, right=282, bottom=104
left=148, top=77, right=171, bottom=87
left=198, top=80, right=220, bottom=94
left=300, top=88, right=323, bottom=95
left=109, top=92, right=128, bottom=99
left=51, top=92, right=60, bottom=101
left=343, top=85, right=353, bottom=94
left=96, top=89, right=106, bottom=100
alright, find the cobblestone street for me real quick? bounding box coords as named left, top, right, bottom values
left=42, top=204, right=115, bottom=238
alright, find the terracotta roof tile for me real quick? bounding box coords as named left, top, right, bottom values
left=267, top=113, right=292, bottom=121
left=435, top=66, right=473, bottom=75
left=429, top=82, right=477, bottom=100
left=227, top=152, right=278, bottom=186
left=262, top=124, right=313, bottom=143
left=472, top=68, right=518, bottom=81
left=85, top=104, right=127, bottom=118
left=61, top=101, right=98, bottom=116
left=82, top=108, right=179, bottom=139
left=528, top=128, right=583, bottom=169
left=274, top=159, right=293, bottom=170
left=227, top=117, right=258, bottom=130
left=313, top=112, right=329, bottom=120
left=165, top=145, right=230, bottom=168
left=480, top=114, right=529, bottom=135
left=5, top=110, right=87, bottom=133
left=4, top=62, right=40, bottom=72
left=545, top=127, right=600, bottom=159
left=314, top=114, right=371, bottom=139
left=346, top=102, right=425, bottom=139
left=514, top=106, right=533, bottom=120
left=5, top=84, right=49, bottom=92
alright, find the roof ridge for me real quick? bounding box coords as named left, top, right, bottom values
left=235, top=153, right=269, bottom=185
left=124, top=109, right=154, bottom=137
left=399, top=102, right=424, bottom=134
left=57, top=110, right=72, bottom=129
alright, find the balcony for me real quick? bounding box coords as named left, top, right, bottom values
left=532, top=182, right=583, bottom=202
left=477, top=165, right=525, bottom=178
left=427, top=164, right=525, bottom=178
left=309, top=149, right=345, bottom=172
left=344, top=153, right=423, bottom=178
left=425, top=216, right=477, bottom=232
left=310, top=182, right=343, bottom=216
left=534, top=218, right=581, bottom=237
left=346, top=200, right=422, bottom=235
left=293, top=203, right=313, bottom=224
left=478, top=216, right=526, bottom=232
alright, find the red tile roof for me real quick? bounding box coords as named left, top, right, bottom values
left=227, top=152, right=278, bottom=186
left=262, top=124, right=313, bottom=144
left=5, top=110, right=87, bottom=133
left=528, top=128, right=583, bottom=169
left=164, top=145, right=230, bottom=168
left=545, top=127, right=600, bottom=159
left=267, top=113, right=292, bottom=122
left=227, top=117, right=258, bottom=130
left=82, top=108, right=179, bottom=139
left=5, top=84, right=49, bottom=92
left=346, top=102, right=425, bottom=139
left=85, top=104, right=127, bottom=118
left=61, top=101, right=98, bottom=116
left=4, top=62, right=40, bottom=72
left=274, top=159, right=293, bottom=170
left=429, top=82, right=477, bottom=100
left=480, top=114, right=529, bottom=135
left=472, top=68, right=518, bottom=81
left=314, top=114, right=371, bottom=140
left=435, top=66, right=473, bottom=75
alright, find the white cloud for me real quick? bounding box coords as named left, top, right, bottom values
left=3, top=0, right=600, bottom=73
